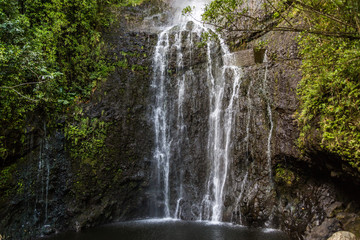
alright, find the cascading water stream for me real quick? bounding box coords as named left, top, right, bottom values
left=202, top=49, right=242, bottom=222
left=152, top=29, right=171, bottom=218
left=263, top=51, right=276, bottom=227
left=33, top=123, right=51, bottom=224
left=173, top=23, right=186, bottom=219
left=263, top=51, right=273, bottom=182
left=150, top=0, right=242, bottom=222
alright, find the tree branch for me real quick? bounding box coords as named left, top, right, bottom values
left=290, top=0, right=357, bottom=29
left=264, top=0, right=294, bottom=29
left=1, top=86, right=39, bottom=102
left=202, top=0, right=360, bottom=41
left=206, top=19, right=360, bottom=39
left=3, top=81, right=47, bottom=88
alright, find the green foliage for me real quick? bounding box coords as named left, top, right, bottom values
left=295, top=0, right=360, bottom=172
left=0, top=163, right=17, bottom=199
left=119, top=0, right=144, bottom=6
left=0, top=164, right=14, bottom=189
left=297, top=35, right=360, bottom=172
left=254, top=39, right=268, bottom=51
left=182, top=6, right=193, bottom=16
left=117, top=51, right=149, bottom=71
left=274, top=165, right=298, bottom=186
left=0, top=0, right=136, bottom=164
left=202, top=0, right=242, bottom=22
left=200, top=0, right=359, bottom=49
left=64, top=106, right=110, bottom=163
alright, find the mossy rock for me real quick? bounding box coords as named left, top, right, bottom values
left=274, top=165, right=298, bottom=187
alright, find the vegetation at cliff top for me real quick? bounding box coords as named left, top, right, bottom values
left=0, top=0, right=144, bottom=166
left=200, top=0, right=360, bottom=172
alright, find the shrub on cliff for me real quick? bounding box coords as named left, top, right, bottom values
left=0, top=0, right=142, bottom=166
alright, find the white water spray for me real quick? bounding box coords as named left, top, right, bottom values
left=200, top=34, right=243, bottom=222
left=151, top=0, right=242, bottom=222
left=152, top=29, right=172, bottom=218
left=34, top=123, right=51, bottom=224
left=170, top=0, right=209, bottom=24
left=263, top=52, right=273, bottom=181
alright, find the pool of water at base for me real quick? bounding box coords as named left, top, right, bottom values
left=40, top=219, right=290, bottom=240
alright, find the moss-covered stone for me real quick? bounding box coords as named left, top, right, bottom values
left=275, top=165, right=298, bottom=187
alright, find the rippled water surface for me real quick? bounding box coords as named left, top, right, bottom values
left=42, top=219, right=289, bottom=240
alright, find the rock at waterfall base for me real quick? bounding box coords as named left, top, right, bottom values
left=327, top=231, right=358, bottom=240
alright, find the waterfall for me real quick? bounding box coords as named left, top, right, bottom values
left=45, top=142, right=50, bottom=223
left=263, top=52, right=273, bottom=181
left=150, top=0, right=242, bottom=222
left=152, top=29, right=171, bottom=218
left=263, top=51, right=275, bottom=226
left=173, top=23, right=186, bottom=219
left=202, top=44, right=242, bottom=221
left=34, top=123, right=51, bottom=224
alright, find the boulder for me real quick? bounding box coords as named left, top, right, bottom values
left=328, top=231, right=358, bottom=240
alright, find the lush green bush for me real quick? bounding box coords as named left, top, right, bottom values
left=274, top=164, right=298, bottom=186
left=0, top=0, right=140, bottom=164
left=65, top=106, right=109, bottom=164
left=296, top=1, right=360, bottom=171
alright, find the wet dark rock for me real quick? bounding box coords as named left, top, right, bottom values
left=244, top=30, right=360, bottom=240
left=307, top=219, right=342, bottom=240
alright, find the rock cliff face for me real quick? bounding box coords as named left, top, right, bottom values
left=0, top=1, right=359, bottom=240
left=234, top=31, right=360, bottom=239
